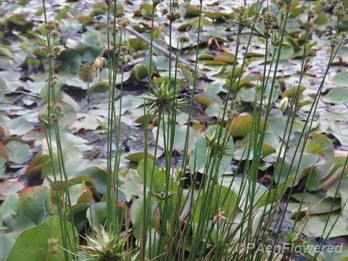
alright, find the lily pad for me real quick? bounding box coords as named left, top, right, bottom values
left=0, top=180, right=25, bottom=201
left=86, top=202, right=106, bottom=232
left=125, top=151, right=155, bottom=162
left=0, top=156, right=6, bottom=178
left=298, top=213, right=348, bottom=238
left=129, top=64, right=149, bottom=83
left=119, top=169, right=144, bottom=202
left=6, top=140, right=32, bottom=165
left=305, top=134, right=335, bottom=159
left=322, top=88, right=348, bottom=104
left=194, top=93, right=222, bottom=107
left=193, top=183, right=238, bottom=223
left=332, top=71, right=348, bottom=87
left=6, top=116, right=33, bottom=136
left=282, top=85, right=306, bottom=99
left=7, top=216, right=77, bottom=261
left=290, top=192, right=341, bottom=215
left=189, top=126, right=234, bottom=176
left=137, top=159, right=165, bottom=194
left=24, top=153, right=50, bottom=179
left=129, top=197, right=158, bottom=240
left=228, top=115, right=268, bottom=138
left=6, top=13, right=34, bottom=33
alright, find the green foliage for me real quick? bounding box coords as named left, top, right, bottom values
left=7, top=216, right=77, bottom=261
left=0, top=0, right=347, bottom=260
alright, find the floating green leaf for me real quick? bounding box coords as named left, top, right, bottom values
left=0, top=180, right=25, bottom=201
left=194, top=184, right=238, bottom=223
left=137, top=159, right=165, bottom=194
left=282, top=85, right=306, bottom=99
left=6, top=13, right=34, bottom=33
left=7, top=216, right=77, bottom=261
left=6, top=141, right=32, bottom=165
left=305, top=134, right=335, bottom=159
left=6, top=117, right=33, bottom=136
left=129, top=197, right=158, bottom=239
left=290, top=192, right=341, bottom=215
left=323, top=87, right=348, bottom=104
left=86, top=202, right=106, bottom=232
left=228, top=115, right=268, bottom=138
left=332, top=71, right=348, bottom=87
left=129, top=64, right=149, bottom=83
left=125, top=152, right=155, bottom=163
left=298, top=213, right=348, bottom=238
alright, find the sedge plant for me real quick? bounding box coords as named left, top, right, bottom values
left=37, top=0, right=347, bottom=260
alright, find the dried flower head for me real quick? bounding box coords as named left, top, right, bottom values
left=238, top=7, right=253, bottom=30
left=173, top=1, right=179, bottom=8
left=161, top=8, right=169, bottom=16
left=212, top=208, right=227, bottom=223
left=78, top=64, right=96, bottom=83
left=120, top=45, right=129, bottom=54
left=52, top=46, right=61, bottom=57
left=44, top=20, right=59, bottom=31
left=50, top=113, right=58, bottom=123
left=329, top=34, right=339, bottom=48
left=167, top=12, right=180, bottom=22
left=308, top=10, right=317, bottom=20
left=179, top=34, right=190, bottom=43
left=333, top=3, right=347, bottom=20
left=262, top=12, right=278, bottom=32
left=55, top=104, right=64, bottom=117
left=120, top=19, right=130, bottom=28
left=50, top=29, right=61, bottom=38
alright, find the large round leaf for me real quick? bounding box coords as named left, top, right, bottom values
left=7, top=216, right=77, bottom=261
left=6, top=140, right=32, bottom=165
left=129, top=197, right=159, bottom=239
left=10, top=186, right=53, bottom=230
left=193, top=184, right=238, bottom=223
left=86, top=202, right=107, bottom=232
left=228, top=115, right=268, bottom=138
left=332, top=71, right=348, bottom=87
left=322, top=88, right=348, bottom=104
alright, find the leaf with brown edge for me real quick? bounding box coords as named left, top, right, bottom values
left=0, top=179, right=26, bottom=201
left=214, top=52, right=235, bottom=64
left=321, top=166, right=346, bottom=191
left=227, top=115, right=269, bottom=138
left=0, top=142, right=9, bottom=160
left=194, top=93, right=222, bottom=107
left=262, top=143, right=276, bottom=157
left=24, top=153, right=50, bottom=179
left=0, top=123, right=9, bottom=138
left=125, top=151, right=155, bottom=163
left=282, top=85, right=306, bottom=99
